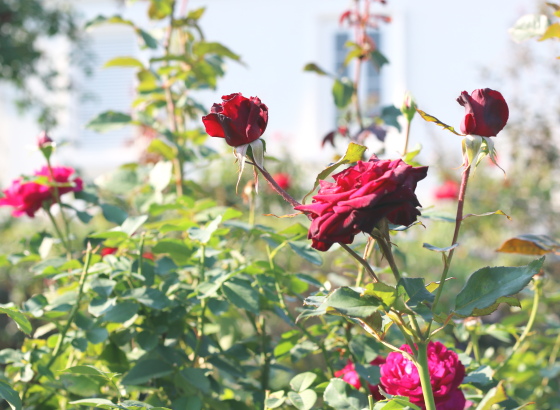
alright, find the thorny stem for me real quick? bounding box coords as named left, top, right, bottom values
left=376, top=237, right=401, bottom=282
left=495, top=280, right=542, bottom=373
left=352, top=0, right=367, bottom=131
left=431, top=156, right=471, bottom=316
left=403, top=119, right=412, bottom=156
left=248, top=161, right=301, bottom=208
left=340, top=243, right=379, bottom=283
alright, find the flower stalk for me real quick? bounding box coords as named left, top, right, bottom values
left=416, top=342, right=437, bottom=410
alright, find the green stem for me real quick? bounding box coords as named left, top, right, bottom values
left=495, top=280, right=542, bottom=373
left=47, top=245, right=92, bottom=369
left=402, top=120, right=412, bottom=156
left=431, top=157, right=471, bottom=317
left=192, top=244, right=206, bottom=365
left=355, top=237, right=375, bottom=287
left=470, top=332, right=481, bottom=363
left=339, top=243, right=379, bottom=283
left=259, top=315, right=271, bottom=403
left=46, top=158, right=72, bottom=256
left=416, top=342, right=437, bottom=410
left=138, top=232, right=145, bottom=279
left=45, top=208, right=71, bottom=256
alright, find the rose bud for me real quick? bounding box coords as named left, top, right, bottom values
left=380, top=342, right=466, bottom=410
left=202, top=93, right=268, bottom=147
left=457, top=88, right=509, bottom=137
left=37, top=131, right=53, bottom=148
left=295, top=156, right=427, bottom=251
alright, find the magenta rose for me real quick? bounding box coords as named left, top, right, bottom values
left=457, top=88, right=509, bottom=137
left=335, top=357, right=386, bottom=400
left=202, top=93, right=268, bottom=147
left=0, top=166, right=83, bottom=217
left=295, top=156, right=428, bottom=251
left=380, top=342, right=466, bottom=410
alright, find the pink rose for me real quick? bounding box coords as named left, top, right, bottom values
left=335, top=357, right=386, bottom=400
left=0, top=166, right=83, bottom=218
left=457, top=88, right=509, bottom=137
left=202, top=93, right=268, bottom=147
left=380, top=342, right=466, bottom=410
left=295, top=156, right=428, bottom=251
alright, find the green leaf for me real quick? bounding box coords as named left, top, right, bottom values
left=147, top=139, right=176, bottom=160
left=0, top=305, right=32, bottom=335
left=181, top=368, right=210, bottom=393
left=454, top=258, right=544, bottom=317
left=86, top=111, right=132, bottom=133
left=70, top=398, right=125, bottom=409
left=265, top=391, right=286, bottom=409
left=102, top=301, right=139, bottom=323
left=363, top=282, right=397, bottom=308
left=149, top=161, right=173, bottom=193
left=288, top=390, right=317, bottom=410
left=308, top=287, right=382, bottom=319
left=120, top=215, right=149, bottom=237
left=462, top=209, right=511, bottom=221
left=471, top=296, right=520, bottom=317
left=136, top=29, right=158, bottom=49
left=373, top=397, right=422, bottom=409
left=303, top=62, right=330, bottom=76
left=422, top=243, right=458, bottom=253
left=148, top=0, right=174, bottom=20
left=121, top=359, right=174, bottom=385
left=290, top=372, right=317, bottom=392
left=416, top=109, right=463, bottom=136
left=381, top=105, right=402, bottom=132
left=370, top=49, right=389, bottom=70
left=85, top=15, right=135, bottom=30
left=475, top=381, right=508, bottom=410
left=349, top=334, right=383, bottom=363
left=193, top=42, right=241, bottom=61
left=188, top=215, right=222, bottom=244
left=101, top=204, right=129, bottom=225
left=332, top=77, right=354, bottom=108
left=508, top=14, right=549, bottom=43
left=323, top=378, right=368, bottom=410
left=103, top=56, right=144, bottom=68
left=398, top=278, right=434, bottom=309
left=463, top=365, right=495, bottom=389
left=222, top=279, right=259, bottom=314
left=0, top=381, right=22, bottom=410
left=302, top=142, right=367, bottom=203
left=288, top=241, right=323, bottom=265
left=187, top=7, right=205, bottom=20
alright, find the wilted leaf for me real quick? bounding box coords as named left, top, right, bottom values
left=496, top=234, right=560, bottom=255
left=416, top=109, right=463, bottom=135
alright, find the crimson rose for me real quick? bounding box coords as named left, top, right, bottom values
left=295, top=157, right=428, bottom=251
left=380, top=342, right=466, bottom=410
left=457, top=88, right=508, bottom=137
left=335, top=357, right=386, bottom=400
left=202, top=93, right=268, bottom=147
left=0, top=166, right=83, bottom=217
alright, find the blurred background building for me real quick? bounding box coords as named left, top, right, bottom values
left=0, top=0, right=544, bottom=185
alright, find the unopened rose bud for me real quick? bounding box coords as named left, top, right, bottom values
left=401, top=92, right=417, bottom=123
left=37, top=131, right=53, bottom=148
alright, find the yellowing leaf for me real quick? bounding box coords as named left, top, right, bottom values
left=416, top=109, right=464, bottom=136
left=496, top=234, right=560, bottom=255
left=539, top=22, right=560, bottom=41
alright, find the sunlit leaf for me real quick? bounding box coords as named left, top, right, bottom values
left=103, top=56, right=144, bottom=68
left=496, top=234, right=560, bottom=255
left=0, top=305, right=32, bottom=335
left=302, top=142, right=367, bottom=203
left=416, top=109, right=463, bottom=135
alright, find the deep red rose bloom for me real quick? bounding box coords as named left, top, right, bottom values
left=295, top=157, right=428, bottom=251
left=457, top=88, right=508, bottom=137
left=0, top=166, right=83, bottom=218
left=335, top=357, right=386, bottom=400
left=434, top=180, right=460, bottom=201
left=273, top=173, right=291, bottom=190
left=380, top=342, right=466, bottom=410
left=202, top=93, right=268, bottom=147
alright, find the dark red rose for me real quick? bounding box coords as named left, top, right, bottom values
left=457, top=88, right=508, bottom=137
left=295, top=157, right=428, bottom=251
left=0, top=166, right=83, bottom=218
left=202, top=93, right=268, bottom=147
left=380, top=342, right=466, bottom=410
left=434, top=180, right=460, bottom=201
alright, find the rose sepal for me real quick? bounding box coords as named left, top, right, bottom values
left=233, top=139, right=265, bottom=192
left=462, top=135, right=504, bottom=175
